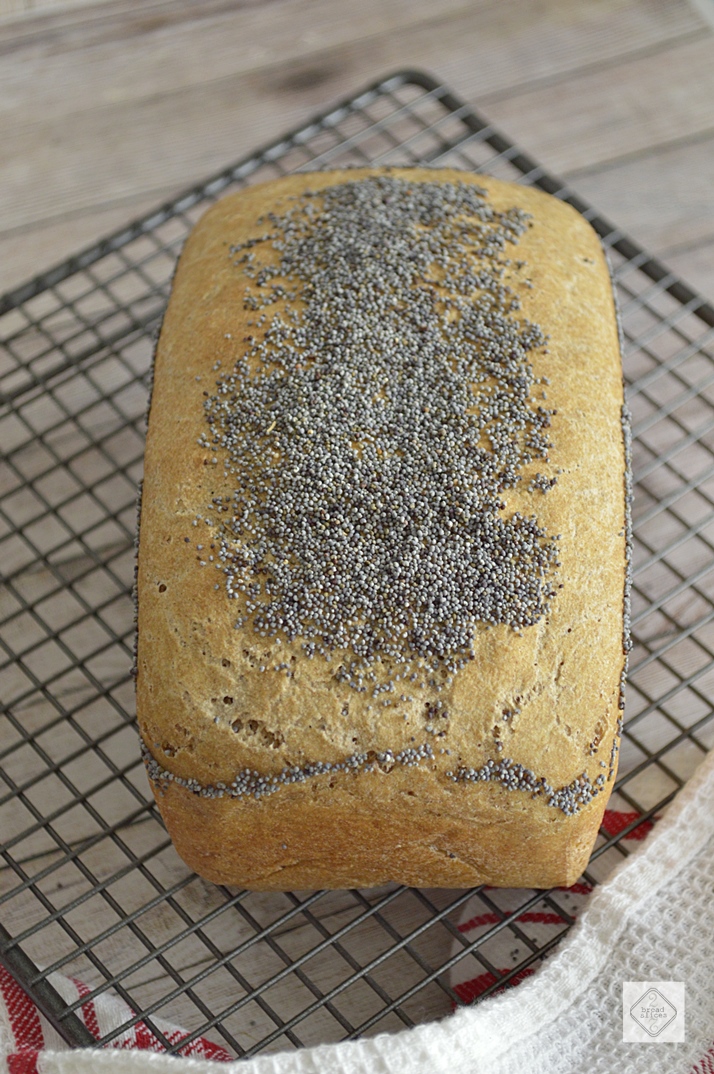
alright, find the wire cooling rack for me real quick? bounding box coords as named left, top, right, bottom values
left=2, top=69, right=714, bottom=1059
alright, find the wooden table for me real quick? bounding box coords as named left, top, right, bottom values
left=1, top=0, right=713, bottom=305
left=2, top=0, right=714, bottom=1057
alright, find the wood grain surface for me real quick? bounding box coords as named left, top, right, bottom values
left=1, top=0, right=712, bottom=302
left=2, top=0, right=714, bottom=1051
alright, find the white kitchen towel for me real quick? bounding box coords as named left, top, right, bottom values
left=3, top=748, right=714, bottom=1074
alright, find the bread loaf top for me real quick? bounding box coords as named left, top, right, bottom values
left=137, top=167, right=628, bottom=827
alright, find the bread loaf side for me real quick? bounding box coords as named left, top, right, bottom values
left=136, top=167, right=629, bottom=889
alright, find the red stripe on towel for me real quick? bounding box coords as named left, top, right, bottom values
left=0, top=966, right=43, bottom=1074
left=602, top=810, right=655, bottom=840
left=458, top=910, right=574, bottom=934
left=454, top=967, right=535, bottom=1004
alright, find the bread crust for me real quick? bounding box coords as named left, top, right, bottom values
left=136, top=167, right=628, bottom=889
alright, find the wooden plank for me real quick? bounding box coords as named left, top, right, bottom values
left=0, top=0, right=699, bottom=124
left=688, top=0, right=714, bottom=29
left=0, top=0, right=119, bottom=18
left=0, top=188, right=176, bottom=294
left=0, top=0, right=707, bottom=236
left=665, top=240, right=714, bottom=308
left=0, top=1, right=25, bottom=18
left=0, top=0, right=473, bottom=120
left=567, top=132, right=714, bottom=291
left=0, top=0, right=289, bottom=44
left=545, top=119, right=714, bottom=340
left=482, top=34, right=714, bottom=174
left=32, top=0, right=118, bottom=11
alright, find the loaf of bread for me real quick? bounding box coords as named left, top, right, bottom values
left=136, top=167, right=629, bottom=890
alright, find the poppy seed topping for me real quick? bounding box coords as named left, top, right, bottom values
left=200, top=176, right=559, bottom=687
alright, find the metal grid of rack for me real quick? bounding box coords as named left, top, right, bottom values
left=2, top=69, right=714, bottom=1059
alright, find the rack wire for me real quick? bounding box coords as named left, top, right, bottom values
left=2, top=69, right=714, bottom=1060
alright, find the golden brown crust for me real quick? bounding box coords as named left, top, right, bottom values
left=136, top=167, right=627, bottom=890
